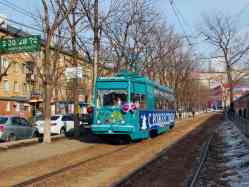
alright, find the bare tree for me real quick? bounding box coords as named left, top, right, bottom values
left=40, top=0, right=75, bottom=143
left=61, top=0, right=84, bottom=134
left=201, top=14, right=249, bottom=105
left=77, top=0, right=102, bottom=102
left=103, top=0, right=158, bottom=73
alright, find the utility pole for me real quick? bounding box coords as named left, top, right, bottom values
left=92, top=0, right=99, bottom=104
left=71, top=3, right=80, bottom=134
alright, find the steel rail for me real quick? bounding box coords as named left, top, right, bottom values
left=13, top=144, right=130, bottom=187
left=111, top=126, right=199, bottom=187
left=189, top=134, right=214, bottom=187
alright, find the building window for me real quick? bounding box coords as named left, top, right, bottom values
left=23, top=83, right=27, bottom=93
left=6, top=102, right=10, bottom=112
left=20, top=103, right=25, bottom=111
left=13, top=81, right=19, bottom=93
left=1, top=57, right=10, bottom=69
left=3, top=80, right=9, bottom=93
left=16, top=103, right=20, bottom=112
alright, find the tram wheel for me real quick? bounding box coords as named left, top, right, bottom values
left=149, top=129, right=158, bottom=138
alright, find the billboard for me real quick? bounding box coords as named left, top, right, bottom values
left=139, top=111, right=175, bottom=130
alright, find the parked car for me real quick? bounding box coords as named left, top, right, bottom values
left=34, top=114, right=75, bottom=135
left=0, top=116, right=39, bottom=142
left=79, top=113, right=92, bottom=128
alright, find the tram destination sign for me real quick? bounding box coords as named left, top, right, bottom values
left=0, top=35, right=41, bottom=54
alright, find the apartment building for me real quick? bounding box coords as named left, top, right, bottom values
left=0, top=23, right=93, bottom=118
left=0, top=54, right=32, bottom=117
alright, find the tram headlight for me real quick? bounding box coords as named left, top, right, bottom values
left=97, top=120, right=101, bottom=124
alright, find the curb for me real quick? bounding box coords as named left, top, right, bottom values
left=0, top=135, right=65, bottom=151
left=51, top=134, right=65, bottom=141
left=0, top=138, right=39, bottom=151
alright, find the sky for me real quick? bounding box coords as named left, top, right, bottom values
left=154, top=0, right=249, bottom=58
left=155, top=0, right=249, bottom=33
left=0, top=0, right=249, bottom=58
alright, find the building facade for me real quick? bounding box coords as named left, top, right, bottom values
left=0, top=23, right=93, bottom=119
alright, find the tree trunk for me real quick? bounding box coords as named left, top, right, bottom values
left=227, top=66, right=234, bottom=105
left=43, top=83, right=51, bottom=143
left=71, top=7, right=80, bottom=137
left=92, top=0, right=99, bottom=104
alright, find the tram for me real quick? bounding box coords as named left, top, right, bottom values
left=91, top=71, right=176, bottom=142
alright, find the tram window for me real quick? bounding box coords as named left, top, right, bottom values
left=132, top=94, right=146, bottom=109
left=168, top=100, right=175, bottom=110
left=97, top=90, right=127, bottom=107
left=155, top=97, right=161, bottom=110
left=155, top=94, right=167, bottom=110
left=155, top=96, right=175, bottom=111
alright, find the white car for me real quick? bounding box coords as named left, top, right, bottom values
left=34, top=114, right=75, bottom=135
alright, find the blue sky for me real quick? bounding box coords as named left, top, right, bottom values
left=0, top=0, right=249, bottom=56
left=154, top=0, right=249, bottom=61
left=1, top=1, right=248, bottom=34
left=1, top=0, right=248, bottom=32
left=155, top=0, right=249, bottom=33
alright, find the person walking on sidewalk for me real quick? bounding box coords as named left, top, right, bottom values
left=192, top=109, right=195, bottom=119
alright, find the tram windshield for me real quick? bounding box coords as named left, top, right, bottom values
left=97, top=90, right=128, bottom=107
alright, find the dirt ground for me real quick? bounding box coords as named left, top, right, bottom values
left=118, top=114, right=224, bottom=187
left=0, top=113, right=216, bottom=187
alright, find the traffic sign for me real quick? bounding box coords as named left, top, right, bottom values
left=0, top=35, right=41, bottom=54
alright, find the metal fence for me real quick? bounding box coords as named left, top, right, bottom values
left=228, top=113, right=249, bottom=137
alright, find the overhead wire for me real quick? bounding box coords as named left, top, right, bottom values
left=0, top=0, right=42, bottom=32
left=0, top=0, right=40, bottom=20
left=168, top=0, right=193, bottom=47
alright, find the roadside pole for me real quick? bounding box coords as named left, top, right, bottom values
left=92, top=0, right=99, bottom=105
left=71, top=5, right=80, bottom=138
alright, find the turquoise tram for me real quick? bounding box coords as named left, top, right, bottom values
left=91, top=71, right=175, bottom=142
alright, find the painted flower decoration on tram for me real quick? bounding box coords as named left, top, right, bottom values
left=122, top=103, right=136, bottom=113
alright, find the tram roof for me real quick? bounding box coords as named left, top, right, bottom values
left=97, top=71, right=174, bottom=94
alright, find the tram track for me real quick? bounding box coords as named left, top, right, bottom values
left=13, top=144, right=132, bottom=187
left=113, top=134, right=216, bottom=187
left=114, top=114, right=223, bottom=187
left=189, top=133, right=215, bottom=187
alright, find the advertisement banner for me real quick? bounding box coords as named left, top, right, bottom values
left=139, top=111, right=175, bottom=130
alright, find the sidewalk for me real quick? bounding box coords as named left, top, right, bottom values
left=0, top=138, right=95, bottom=172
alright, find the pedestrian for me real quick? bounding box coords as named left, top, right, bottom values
left=192, top=110, right=195, bottom=118
left=179, top=111, right=182, bottom=120
left=239, top=108, right=242, bottom=117
left=243, top=108, right=247, bottom=119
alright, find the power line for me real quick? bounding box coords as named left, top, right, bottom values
left=3, top=17, right=42, bottom=33
left=0, top=0, right=39, bottom=20
left=168, top=0, right=192, bottom=46
left=172, top=1, right=190, bottom=30
left=0, top=0, right=42, bottom=31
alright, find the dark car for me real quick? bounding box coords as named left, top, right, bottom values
left=79, top=113, right=93, bottom=128
left=0, top=116, right=39, bottom=142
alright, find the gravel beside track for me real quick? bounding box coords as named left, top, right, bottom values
left=115, top=114, right=224, bottom=187
left=197, top=120, right=249, bottom=187
left=0, top=113, right=217, bottom=187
